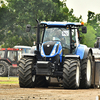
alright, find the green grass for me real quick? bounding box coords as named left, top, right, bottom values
left=0, top=77, right=19, bottom=84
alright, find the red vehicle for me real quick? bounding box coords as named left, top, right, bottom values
left=0, top=48, right=20, bottom=77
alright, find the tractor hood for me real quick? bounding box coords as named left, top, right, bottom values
left=41, top=41, right=62, bottom=57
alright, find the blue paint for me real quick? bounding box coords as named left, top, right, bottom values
left=40, top=21, right=81, bottom=27
left=76, top=44, right=87, bottom=59
left=41, top=41, right=62, bottom=62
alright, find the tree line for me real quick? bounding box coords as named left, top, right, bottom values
left=0, top=0, right=99, bottom=47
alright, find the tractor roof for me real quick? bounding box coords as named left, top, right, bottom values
left=0, top=48, right=20, bottom=51
left=40, top=21, right=83, bottom=27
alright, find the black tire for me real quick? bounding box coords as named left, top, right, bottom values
left=80, top=53, right=92, bottom=89
left=0, top=61, right=9, bottom=77
left=36, top=76, right=49, bottom=87
left=18, top=57, right=36, bottom=88
left=63, top=59, right=80, bottom=89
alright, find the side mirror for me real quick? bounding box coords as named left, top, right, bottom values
left=82, top=26, right=87, bottom=33
left=26, top=24, right=31, bottom=32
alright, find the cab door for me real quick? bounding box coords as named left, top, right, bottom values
left=7, top=50, right=18, bottom=64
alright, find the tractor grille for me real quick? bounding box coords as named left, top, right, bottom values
left=43, top=41, right=56, bottom=55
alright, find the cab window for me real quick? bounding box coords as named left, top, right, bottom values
left=7, top=51, right=17, bottom=61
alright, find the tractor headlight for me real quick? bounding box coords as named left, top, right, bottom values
left=50, top=47, right=56, bottom=56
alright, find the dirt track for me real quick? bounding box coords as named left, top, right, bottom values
left=0, top=84, right=100, bottom=100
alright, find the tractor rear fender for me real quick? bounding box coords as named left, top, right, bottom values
left=76, top=44, right=93, bottom=60
left=83, top=48, right=93, bottom=59
left=64, top=55, right=80, bottom=59
left=22, top=53, right=36, bottom=58
left=0, top=59, right=12, bottom=65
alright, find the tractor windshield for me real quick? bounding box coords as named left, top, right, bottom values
left=0, top=51, right=5, bottom=58
left=43, top=27, right=70, bottom=48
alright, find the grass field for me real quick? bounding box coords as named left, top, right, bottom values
left=0, top=77, right=19, bottom=84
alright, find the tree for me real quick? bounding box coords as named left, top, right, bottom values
left=0, top=1, right=8, bottom=45
left=4, top=0, right=64, bottom=47
left=80, top=24, right=96, bottom=47
left=0, top=0, right=83, bottom=47
left=87, top=11, right=100, bottom=37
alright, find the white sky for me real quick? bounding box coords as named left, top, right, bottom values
left=65, top=0, right=100, bottom=22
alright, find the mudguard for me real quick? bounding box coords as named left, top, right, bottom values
left=76, top=44, right=92, bottom=59
left=65, top=55, right=80, bottom=59
left=0, top=59, right=12, bottom=65
left=22, top=53, right=36, bottom=57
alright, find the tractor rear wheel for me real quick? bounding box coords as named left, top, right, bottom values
left=80, top=53, right=92, bottom=88
left=18, top=57, right=36, bottom=88
left=63, top=59, right=80, bottom=89
left=0, top=61, right=8, bottom=77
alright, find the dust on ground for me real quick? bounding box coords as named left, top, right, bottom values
left=0, top=84, right=100, bottom=100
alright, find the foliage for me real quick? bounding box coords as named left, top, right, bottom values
left=87, top=11, right=100, bottom=37
left=80, top=24, right=96, bottom=47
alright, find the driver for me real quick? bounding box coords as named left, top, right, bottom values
left=57, top=30, right=65, bottom=44
left=53, top=29, right=65, bottom=41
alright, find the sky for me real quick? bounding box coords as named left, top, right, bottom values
left=64, top=0, right=100, bottom=22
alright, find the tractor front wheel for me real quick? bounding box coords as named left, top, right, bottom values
left=18, top=57, right=36, bottom=88
left=63, top=59, right=80, bottom=89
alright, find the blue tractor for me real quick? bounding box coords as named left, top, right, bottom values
left=18, top=21, right=93, bottom=89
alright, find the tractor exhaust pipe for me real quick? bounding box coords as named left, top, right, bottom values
left=36, top=19, right=40, bottom=52
left=26, top=20, right=40, bottom=53
left=26, top=20, right=40, bottom=52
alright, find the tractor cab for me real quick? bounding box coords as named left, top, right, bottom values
left=0, top=48, right=19, bottom=64
left=40, top=22, right=86, bottom=63
left=42, top=27, right=70, bottom=54
left=0, top=48, right=21, bottom=77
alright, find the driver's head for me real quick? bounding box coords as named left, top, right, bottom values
left=53, top=28, right=61, bottom=38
